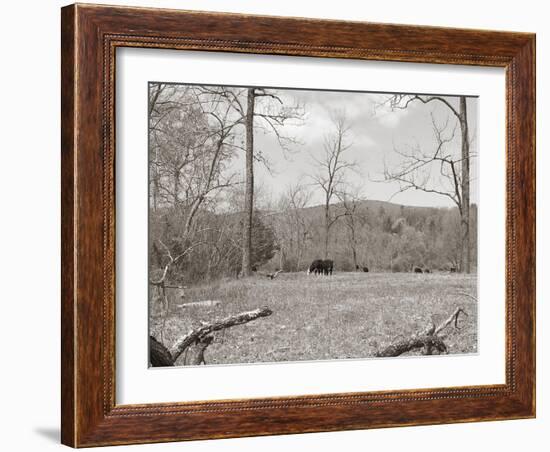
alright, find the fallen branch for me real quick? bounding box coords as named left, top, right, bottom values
left=375, top=335, right=448, bottom=357
left=453, top=292, right=478, bottom=303
left=434, top=306, right=468, bottom=335
left=376, top=306, right=468, bottom=357
left=149, top=335, right=175, bottom=367
left=269, top=269, right=283, bottom=279
left=149, top=306, right=273, bottom=367
left=185, top=335, right=214, bottom=365
left=256, top=269, right=283, bottom=280
left=170, top=307, right=273, bottom=360
left=177, top=299, right=221, bottom=309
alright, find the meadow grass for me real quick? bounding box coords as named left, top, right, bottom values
left=150, top=272, right=477, bottom=366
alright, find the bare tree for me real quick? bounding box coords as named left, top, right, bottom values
left=148, top=84, right=245, bottom=293
left=276, top=183, right=313, bottom=271
left=148, top=85, right=239, bottom=233
left=242, top=89, right=256, bottom=277
left=148, top=82, right=174, bottom=212
left=385, top=94, right=473, bottom=273
left=195, top=86, right=304, bottom=276
left=309, top=112, right=358, bottom=258
left=337, top=187, right=366, bottom=270
left=149, top=238, right=206, bottom=342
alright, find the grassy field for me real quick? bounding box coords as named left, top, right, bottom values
left=150, top=272, right=477, bottom=366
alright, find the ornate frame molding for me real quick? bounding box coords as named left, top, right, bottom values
left=61, top=4, right=535, bottom=447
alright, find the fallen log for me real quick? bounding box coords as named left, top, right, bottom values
left=149, top=335, right=175, bottom=367
left=187, top=335, right=214, bottom=365
left=256, top=270, right=283, bottom=280
left=170, top=306, right=273, bottom=361
left=267, top=270, right=283, bottom=280
left=434, top=307, right=468, bottom=335
left=176, top=299, right=221, bottom=309
left=375, top=335, right=448, bottom=357
left=149, top=306, right=273, bottom=367
left=376, top=306, right=468, bottom=358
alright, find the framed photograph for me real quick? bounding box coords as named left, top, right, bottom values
left=61, top=3, right=535, bottom=447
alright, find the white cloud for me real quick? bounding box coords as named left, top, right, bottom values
left=374, top=104, right=411, bottom=128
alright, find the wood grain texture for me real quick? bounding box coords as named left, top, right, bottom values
left=60, top=3, right=536, bottom=447
left=60, top=5, right=76, bottom=446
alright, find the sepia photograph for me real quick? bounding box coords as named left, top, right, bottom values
left=147, top=83, right=479, bottom=367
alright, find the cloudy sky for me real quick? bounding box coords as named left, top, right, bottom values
left=227, top=86, right=479, bottom=209
left=200, top=85, right=479, bottom=209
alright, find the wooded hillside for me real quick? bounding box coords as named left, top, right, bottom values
left=149, top=198, right=478, bottom=286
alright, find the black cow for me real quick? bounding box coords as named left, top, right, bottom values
left=413, top=267, right=423, bottom=273
left=308, top=259, right=333, bottom=276
left=322, top=259, right=334, bottom=276
left=363, top=266, right=369, bottom=273
left=450, top=267, right=457, bottom=273
left=424, top=268, right=431, bottom=274
left=307, top=259, right=324, bottom=275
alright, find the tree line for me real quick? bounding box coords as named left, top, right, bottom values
left=267, top=197, right=478, bottom=274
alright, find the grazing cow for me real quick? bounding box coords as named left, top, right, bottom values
left=424, top=268, right=431, bottom=274
left=322, top=259, right=334, bottom=276
left=363, top=266, right=369, bottom=273
left=308, top=259, right=333, bottom=275
left=307, top=259, right=324, bottom=275
left=450, top=267, right=457, bottom=273
left=413, top=267, right=423, bottom=273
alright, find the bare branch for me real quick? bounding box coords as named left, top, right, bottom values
left=376, top=306, right=468, bottom=357
left=169, top=307, right=273, bottom=361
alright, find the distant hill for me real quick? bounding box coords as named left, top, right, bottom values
left=260, top=198, right=476, bottom=273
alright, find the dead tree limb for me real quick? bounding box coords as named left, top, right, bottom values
left=269, top=269, right=283, bottom=279
left=257, top=269, right=283, bottom=280
left=434, top=307, right=468, bottom=335
left=149, top=306, right=273, bottom=367
left=375, top=335, right=448, bottom=357
left=170, top=307, right=273, bottom=360
left=453, top=292, right=478, bottom=303
left=376, top=306, right=468, bottom=357
left=149, top=335, right=175, bottom=367
left=184, top=336, right=214, bottom=365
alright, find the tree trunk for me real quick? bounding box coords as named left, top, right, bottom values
left=241, top=88, right=255, bottom=277
left=149, top=336, right=175, bottom=367
left=279, top=247, right=285, bottom=271
left=459, top=96, right=471, bottom=274
left=183, top=195, right=203, bottom=238
left=349, top=217, right=358, bottom=270
left=152, top=175, right=158, bottom=211
left=324, top=200, right=330, bottom=259
left=172, top=165, right=182, bottom=207
left=151, top=149, right=159, bottom=212
left=298, top=229, right=309, bottom=271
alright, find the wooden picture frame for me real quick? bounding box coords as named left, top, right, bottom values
left=61, top=3, right=535, bottom=447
